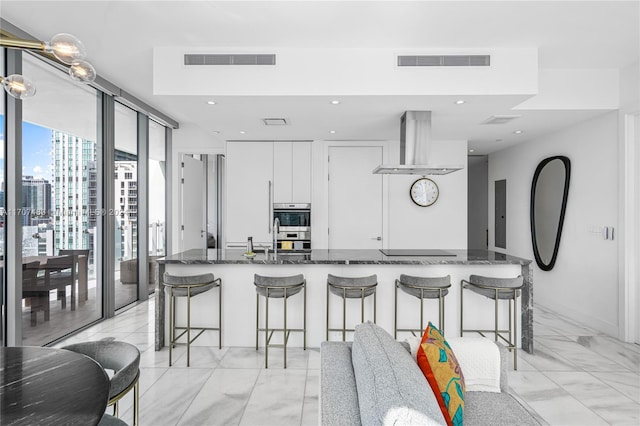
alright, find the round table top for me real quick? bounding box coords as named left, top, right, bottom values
left=0, top=346, right=110, bottom=426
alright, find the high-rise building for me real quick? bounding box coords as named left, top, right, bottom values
left=21, top=175, right=52, bottom=226
left=114, top=160, right=137, bottom=260
left=51, top=131, right=97, bottom=259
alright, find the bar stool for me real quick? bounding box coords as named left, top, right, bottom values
left=163, top=272, right=222, bottom=367
left=255, top=274, right=306, bottom=368
left=394, top=274, right=451, bottom=339
left=460, top=274, right=524, bottom=369
left=326, top=274, right=377, bottom=341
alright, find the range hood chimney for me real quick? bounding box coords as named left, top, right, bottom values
left=372, top=111, right=464, bottom=175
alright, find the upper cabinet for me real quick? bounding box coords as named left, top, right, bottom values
left=273, top=141, right=312, bottom=203
left=225, top=141, right=312, bottom=245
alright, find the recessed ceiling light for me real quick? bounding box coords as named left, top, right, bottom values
left=469, top=149, right=474, bottom=153
left=329, top=130, right=336, bottom=134
left=206, top=101, right=216, bottom=105
left=513, top=130, right=523, bottom=134
left=455, top=100, right=466, bottom=105
left=239, top=131, right=246, bottom=134
left=212, top=131, right=220, bottom=134
left=330, top=100, right=340, bottom=105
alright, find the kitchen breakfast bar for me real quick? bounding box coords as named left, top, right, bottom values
left=155, top=249, right=534, bottom=353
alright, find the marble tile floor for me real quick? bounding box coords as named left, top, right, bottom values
left=53, top=297, right=639, bottom=426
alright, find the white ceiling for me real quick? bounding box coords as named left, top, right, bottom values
left=1, top=0, right=638, bottom=155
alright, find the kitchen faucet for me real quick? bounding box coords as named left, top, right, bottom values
left=273, top=217, right=280, bottom=257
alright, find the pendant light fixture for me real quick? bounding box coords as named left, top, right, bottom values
left=0, top=32, right=96, bottom=99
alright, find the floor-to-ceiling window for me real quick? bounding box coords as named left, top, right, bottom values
left=114, top=102, right=138, bottom=309
left=148, top=120, right=166, bottom=292
left=20, top=53, right=101, bottom=345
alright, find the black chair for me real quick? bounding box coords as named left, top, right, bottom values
left=22, top=261, right=48, bottom=326
left=59, top=249, right=90, bottom=302
left=41, top=255, right=76, bottom=310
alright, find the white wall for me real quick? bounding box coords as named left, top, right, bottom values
left=387, top=140, right=468, bottom=249
left=488, top=111, right=620, bottom=336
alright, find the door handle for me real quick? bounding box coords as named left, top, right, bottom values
left=371, top=237, right=382, bottom=241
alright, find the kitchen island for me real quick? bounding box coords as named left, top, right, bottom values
left=155, top=249, right=533, bottom=353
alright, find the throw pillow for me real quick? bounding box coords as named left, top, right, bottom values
left=417, top=323, right=465, bottom=426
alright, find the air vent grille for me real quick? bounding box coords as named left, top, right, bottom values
left=481, top=115, right=521, bottom=125
left=262, top=118, right=288, bottom=126
left=397, top=55, right=490, bottom=67
left=184, top=54, right=276, bottom=66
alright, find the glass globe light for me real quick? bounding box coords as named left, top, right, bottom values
left=46, top=33, right=86, bottom=65
left=69, top=61, right=96, bottom=83
left=1, top=74, right=36, bottom=99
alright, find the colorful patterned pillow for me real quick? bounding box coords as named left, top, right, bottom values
left=417, top=323, right=465, bottom=426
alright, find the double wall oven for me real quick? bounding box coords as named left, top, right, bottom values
left=273, top=203, right=311, bottom=251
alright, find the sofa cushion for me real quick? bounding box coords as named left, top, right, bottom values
left=464, top=392, right=540, bottom=426
left=417, top=323, right=465, bottom=426
left=352, top=321, right=445, bottom=426
left=320, top=342, right=362, bottom=426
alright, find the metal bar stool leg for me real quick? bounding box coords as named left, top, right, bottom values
left=256, top=293, right=260, bottom=351
left=187, top=287, right=191, bottom=367
left=420, top=289, right=425, bottom=334
left=326, top=284, right=330, bottom=341
left=342, top=288, right=347, bottom=342
left=373, top=288, right=377, bottom=324
left=361, top=288, right=365, bottom=324
left=169, top=289, right=174, bottom=366
left=303, top=282, right=307, bottom=350
left=219, top=282, right=223, bottom=349
left=394, top=282, right=398, bottom=339
left=440, top=289, right=445, bottom=334
left=284, top=288, right=288, bottom=369
left=265, top=288, right=270, bottom=368
left=133, top=380, right=139, bottom=426
left=460, top=282, right=464, bottom=337
left=514, top=295, right=519, bottom=370
left=494, top=289, right=499, bottom=342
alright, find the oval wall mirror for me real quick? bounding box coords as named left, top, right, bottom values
left=530, top=156, right=571, bottom=271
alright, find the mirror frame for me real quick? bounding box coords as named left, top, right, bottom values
left=530, top=155, right=571, bottom=271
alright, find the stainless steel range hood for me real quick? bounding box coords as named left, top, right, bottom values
left=373, top=111, right=464, bottom=175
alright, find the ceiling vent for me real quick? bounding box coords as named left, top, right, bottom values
left=481, top=115, right=521, bottom=125
left=397, top=55, right=490, bottom=67
left=184, top=54, right=276, bottom=66
left=262, top=118, right=288, bottom=126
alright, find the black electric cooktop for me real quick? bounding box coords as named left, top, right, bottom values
left=379, top=249, right=456, bottom=257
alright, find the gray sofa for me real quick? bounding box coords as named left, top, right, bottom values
left=320, top=322, right=539, bottom=425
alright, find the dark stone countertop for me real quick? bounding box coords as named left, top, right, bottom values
left=156, top=249, right=531, bottom=266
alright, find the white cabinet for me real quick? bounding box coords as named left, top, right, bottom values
left=292, top=142, right=312, bottom=203
left=226, top=141, right=312, bottom=247
left=225, top=142, right=274, bottom=245
left=273, top=141, right=312, bottom=203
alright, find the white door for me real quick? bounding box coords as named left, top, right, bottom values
left=181, top=155, right=206, bottom=250
left=328, top=146, right=383, bottom=249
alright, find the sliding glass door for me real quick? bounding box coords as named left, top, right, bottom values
left=20, top=54, right=100, bottom=345
left=114, top=103, right=138, bottom=309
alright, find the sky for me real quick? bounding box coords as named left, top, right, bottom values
left=22, top=121, right=52, bottom=180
